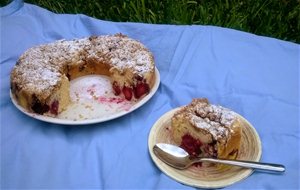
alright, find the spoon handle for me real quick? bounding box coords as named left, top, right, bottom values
left=199, top=158, right=285, bottom=172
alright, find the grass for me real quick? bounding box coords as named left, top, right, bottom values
left=2, top=0, right=299, bottom=43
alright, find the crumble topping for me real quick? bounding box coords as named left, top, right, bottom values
left=176, top=98, right=238, bottom=141
left=11, top=34, right=154, bottom=99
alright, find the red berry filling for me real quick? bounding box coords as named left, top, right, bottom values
left=112, top=78, right=150, bottom=101
left=50, top=100, right=59, bottom=115
left=112, top=81, right=121, bottom=96
left=122, top=86, right=133, bottom=101
left=180, top=134, right=203, bottom=167
left=180, top=134, right=218, bottom=167
left=180, top=134, right=203, bottom=157
left=133, top=82, right=150, bottom=99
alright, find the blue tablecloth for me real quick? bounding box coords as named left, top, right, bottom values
left=1, top=1, right=299, bottom=189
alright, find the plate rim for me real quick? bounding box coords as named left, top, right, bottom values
left=148, top=107, right=262, bottom=189
left=10, top=67, right=160, bottom=125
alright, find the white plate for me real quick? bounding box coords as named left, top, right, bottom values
left=11, top=67, right=160, bottom=125
left=148, top=108, right=262, bottom=189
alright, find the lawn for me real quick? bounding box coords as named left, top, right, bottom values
left=2, top=0, right=300, bottom=43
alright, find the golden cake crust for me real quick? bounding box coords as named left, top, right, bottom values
left=10, top=34, right=155, bottom=115
left=171, top=98, right=242, bottom=159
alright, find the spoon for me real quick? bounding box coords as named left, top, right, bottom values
left=153, top=143, right=285, bottom=172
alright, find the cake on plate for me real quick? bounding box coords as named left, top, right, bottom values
left=10, top=33, right=155, bottom=116
left=171, top=98, right=242, bottom=162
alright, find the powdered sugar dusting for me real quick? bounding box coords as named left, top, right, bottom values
left=178, top=98, right=237, bottom=141
left=11, top=34, right=154, bottom=100
left=90, top=35, right=154, bottom=73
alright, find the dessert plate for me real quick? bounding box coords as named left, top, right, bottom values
left=10, top=67, right=160, bottom=125
left=148, top=108, right=262, bottom=189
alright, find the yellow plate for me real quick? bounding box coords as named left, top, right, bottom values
left=148, top=108, right=262, bottom=189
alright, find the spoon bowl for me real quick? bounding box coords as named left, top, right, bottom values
left=153, top=143, right=191, bottom=169
left=153, top=143, right=285, bottom=172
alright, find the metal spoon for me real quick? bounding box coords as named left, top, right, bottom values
left=153, top=143, right=285, bottom=172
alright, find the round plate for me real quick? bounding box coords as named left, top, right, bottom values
left=148, top=108, right=262, bottom=189
left=10, top=67, right=160, bottom=125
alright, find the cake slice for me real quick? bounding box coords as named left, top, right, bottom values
left=171, top=98, right=242, bottom=162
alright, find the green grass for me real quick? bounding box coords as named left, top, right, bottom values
left=2, top=0, right=299, bottom=43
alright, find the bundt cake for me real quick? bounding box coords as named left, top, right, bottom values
left=171, top=98, right=242, bottom=162
left=10, top=34, right=155, bottom=116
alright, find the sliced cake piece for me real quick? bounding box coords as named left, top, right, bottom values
left=171, top=98, right=242, bottom=162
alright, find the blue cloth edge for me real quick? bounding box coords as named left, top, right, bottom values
left=0, top=0, right=24, bottom=17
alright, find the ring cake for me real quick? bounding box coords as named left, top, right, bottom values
left=171, top=98, right=242, bottom=163
left=10, top=34, right=155, bottom=116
